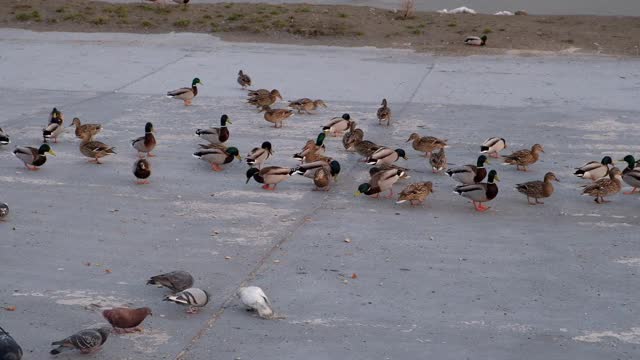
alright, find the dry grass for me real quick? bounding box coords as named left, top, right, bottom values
left=0, top=0, right=639, bottom=56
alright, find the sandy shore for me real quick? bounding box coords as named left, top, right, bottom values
left=3, top=1, right=640, bottom=56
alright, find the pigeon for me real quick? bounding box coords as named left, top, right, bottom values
left=0, top=203, right=8, bottom=220
left=237, top=286, right=274, bottom=319
left=0, top=127, right=10, bottom=145
left=103, top=307, right=152, bottom=333
left=147, top=271, right=194, bottom=293
left=0, top=326, right=23, bottom=360
left=50, top=327, right=110, bottom=355
left=163, top=288, right=209, bottom=313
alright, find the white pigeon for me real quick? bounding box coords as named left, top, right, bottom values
left=237, top=286, right=273, bottom=319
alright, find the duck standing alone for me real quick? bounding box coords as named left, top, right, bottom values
left=167, top=77, right=202, bottom=106
left=13, top=144, right=56, bottom=170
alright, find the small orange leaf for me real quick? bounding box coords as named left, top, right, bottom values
left=351, top=273, right=358, bottom=279
left=104, top=269, right=112, bottom=274
left=5, top=306, right=16, bottom=311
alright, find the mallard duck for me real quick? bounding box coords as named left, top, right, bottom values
left=70, top=118, right=102, bottom=141
left=454, top=169, right=499, bottom=212
left=581, top=167, right=622, bottom=203
left=446, top=155, right=489, bottom=185
left=302, top=152, right=333, bottom=164
left=366, top=147, right=407, bottom=165
left=351, top=138, right=381, bottom=159
left=355, top=169, right=405, bottom=198
left=294, top=160, right=340, bottom=179
left=193, top=146, right=241, bottom=171
left=429, top=148, right=447, bottom=173
left=503, top=144, right=544, bottom=171
left=0, top=202, right=8, bottom=220
left=619, top=155, right=640, bottom=194
left=196, top=114, right=232, bottom=144
left=43, top=116, right=64, bottom=144
left=480, top=137, right=506, bottom=158
left=465, top=35, right=487, bottom=46
left=248, top=89, right=282, bottom=108
left=515, top=172, right=559, bottom=205
left=377, top=98, right=391, bottom=126
left=406, top=133, right=447, bottom=157
left=295, top=160, right=341, bottom=191
left=246, top=166, right=296, bottom=190
left=262, top=106, right=293, bottom=128
left=396, top=182, right=433, bottom=205
left=133, top=158, right=151, bottom=184
left=0, top=127, right=10, bottom=145
left=131, top=122, right=156, bottom=157
left=574, top=156, right=613, bottom=181
left=294, top=133, right=325, bottom=160
left=247, top=88, right=270, bottom=97
left=289, top=98, right=327, bottom=114
left=13, top=144, right=56, bottom=170
left=167, top=77, right=202, bottom=106
left=322, top=114, right=352, bottom=137
left=342, top=122, right=362, bottom=150
left=48, top=107, right=62, bottom=125
left=237, top=70, right=251, bottom=88
left=370, top=163, right=410, bottom=179
left=246, top=141, right=273, bottom=169
left=80, top=139, right=116, bottom=164
left=197, top=143, right=227, bottom=150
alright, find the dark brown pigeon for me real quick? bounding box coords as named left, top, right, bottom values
left=102, top=307, right=152, bottom=333
left=50, top=327, right=110, bottom=355
left=147, top=270, right=194, bottom=292
left=0, top=326, right=22, bottom=360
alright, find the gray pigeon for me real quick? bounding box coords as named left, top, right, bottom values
left=0, top=326, right=22, bottom=360
left=50, top=327, right=110, bottom=355
left=0, top=203, right=8, bottom=220
left=147, top=270, right=193, bottom=293
left=163, top=287, right=209, bottom=313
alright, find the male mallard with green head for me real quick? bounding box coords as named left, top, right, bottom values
left=465, top=35, right=487, bottom=46
left=13, top=144, right=56, bottom=170
left=322, top=114, right=352, bottom=137
left=366, top=147, right=407, bottom=166
left=196, top=115, right=232, bottom=144
left=515, top=172, right=559, bottom=205
left=246, top=141, right=273, bottom=169
left=167, top=77, right=202, bottom=106
left=294, top=133, right=325, bottom=160
left=619, top=155, right=640, bottom=194
left=446, top=155, right=489, bottom=184
left=131, top=122, right=156, bottom=158
left=355, top=168, right=405, bottom=199
left=246, top=166, right=296, bottom=191
left=193, top=146, right=241, bottom=171
left=574, top=156, right=613, bottom=181
left=480, top=137, right=506, bottom=158
left=454, top=169, right=499, bottom=212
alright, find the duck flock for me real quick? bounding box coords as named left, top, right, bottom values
left=0, top=68, right=639, bottom=357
